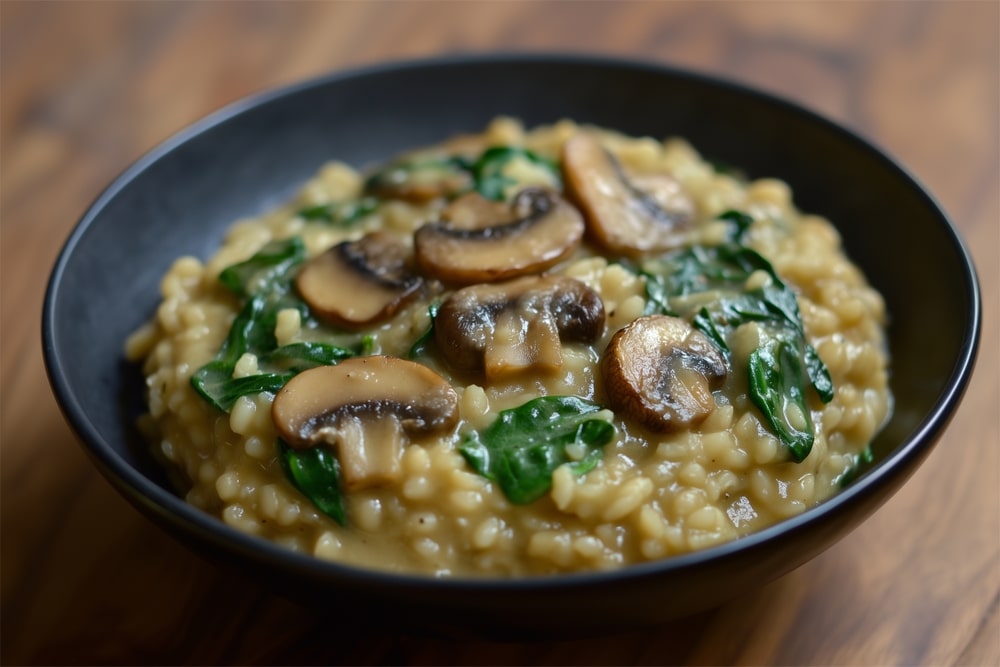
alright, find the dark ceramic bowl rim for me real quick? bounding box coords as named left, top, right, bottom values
left=43, top=53, right=981, bottom=595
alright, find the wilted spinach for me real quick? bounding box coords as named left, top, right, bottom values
left=640, top=217, right=834, bottom=462
left=362, top=146, right=560, bottom=204
left=190, top=237, right=361, bottom=412
left=460, top=396, right=615, bottom=505
left=471, top=146, right=561, bottom=201
left=408, top=300, right=441, bottom=359
left=837, top=444, right=875, bottom=488
left=277, top=440, right=347, bottom=526
left=296, top=196, right=380, bottom=227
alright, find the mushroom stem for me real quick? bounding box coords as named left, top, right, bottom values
left=327, top=414, right=405, bottom=491
left=271, top=357, right=459, bottom=491
left=485, top=307, right=563, bottom=377
left=435, top=275, right=605, bottom=381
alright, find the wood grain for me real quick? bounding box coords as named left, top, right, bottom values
left=2, top=1, right=997, bottom=664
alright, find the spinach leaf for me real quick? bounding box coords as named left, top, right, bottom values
left=747, top=340, right=815, bottom=462
left=361, top=147, right=559, bottom=204
left=192, top=362, right=293, bottom=412
left=460, top=396, right=615, bottom=505
left=218, top=237, right=306, bottom=298
left=260, top=341, right=359, bottom=369
left=645, top=244, right=773, bottom=298
left=296, top=196, right=379, bottom=227
left=693, top=307, right=729, bottom=353
left=638, top=227, right=835, bottom=462
left=408, top=300, right=441, bottom=359
left=195, top=239, right=377, bottom=521
left=357, top=334, right=376, bottom=357
left=804, top=343, right=835, bottom=403
left=471, top=146, right=561, bottom=201
left=277, top=440, right=346, bottom=525
left=192, top=333, right=359, bottom=411
left=191, top=237, right=364, bottom=412
left=718, top=209, right=754, bottom=244
left=837, top=444, right=875, bottom=488
left=641, top=268, right=677, bottom=317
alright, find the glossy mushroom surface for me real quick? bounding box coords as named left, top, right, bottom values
left=435, top=274, right=605, bottom=380
left=602, top=315, right=727, bottom=432
left=562, top=134, right=694, bottom=256
left=414, top=187, right=585, bottom=284
left=295, top=231, right=423, bottom=329
left=271, top=356, right=459, bottom=490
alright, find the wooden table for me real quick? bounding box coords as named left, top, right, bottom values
left=3, top=2, right=997, bottom=664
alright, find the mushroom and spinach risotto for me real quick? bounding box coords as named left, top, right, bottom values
left=125, top=118, right=891, bottom=576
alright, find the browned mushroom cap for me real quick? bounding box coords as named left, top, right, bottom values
left=602, top=315, right=727, bottom=432
left=435, top=275, right=605, bottom=380
left=414, top=187, right=585, bottom=285
left=272, top=356, right=459, bottom=490
left=295, top=232, right=423, bottom=330
left=562, top=134, right=694, bottom=257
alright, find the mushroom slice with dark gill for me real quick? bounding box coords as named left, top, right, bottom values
left=562, top=134, right=694, bottom=257
left=435, top=275, right=605, bottom=381
left=602, top=315, right=727, bottom=432
left=271, top=356, right=459, bottom=491
left=295, top=232, right=422, bottom=330
left=414, top=187, right=585, bottom=285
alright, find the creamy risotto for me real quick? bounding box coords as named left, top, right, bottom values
left=125, top=118, right=891, bottom=576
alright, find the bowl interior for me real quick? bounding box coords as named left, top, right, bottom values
left=44, top=54, right=980, bottom=634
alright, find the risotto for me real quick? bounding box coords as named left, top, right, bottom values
left=125, top=118, right=891, bottom=576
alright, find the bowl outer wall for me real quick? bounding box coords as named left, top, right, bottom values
left=42, top=54, right=981, bottom=634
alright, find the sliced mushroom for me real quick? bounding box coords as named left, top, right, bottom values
left=562, top=134, right=694, bottom=256
left=602, top=315, right=727, bottom=432
left=295, top=232, right=423, bottom=329
left=272, top=356, right=459, bottom=490
left=435, top=275, right=605, bottom=380
left=414, top=187, right=585, bottom=285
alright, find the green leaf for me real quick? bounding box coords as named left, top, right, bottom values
left=296, top=197, right=379, bottom=226
left=358, top=334, right=376, bottom=356
left=748, top=340, right=815, bottom=462
left=757, top=283, right=834, bottom=403
left=215, top=293, right=266, bottom=365
left=472, top=146, right=561, bottom=201
left=804, top=343, right=835, bottom=403
left=718, top=209, right=754, bottom=244
left=260, top=341, right=358, bottom=369
left=408, top=300, right=441, bottom=359
left=640, top=237, right=836, bottom=462
left=277, top=440, right=346, bottom=525
left=191, top=236, right=368, bottom=413
left=837, top=444, right=874, bottom=488
left=693, top=307, right=730, bottom=354
left=643, top=244, right=772, bottom=297
left=459, top=396, right=615, bottom=505
left=641, top=269, right=677, bottom=316
left=218, top=237, right=305, bottom=298
left=191, top=363, right=293, bottom=412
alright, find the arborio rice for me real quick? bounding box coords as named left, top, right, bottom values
left=125, top=118, right=891, bottom=576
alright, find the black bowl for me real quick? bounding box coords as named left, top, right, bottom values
left=43, top=54, right=981, bottom=638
